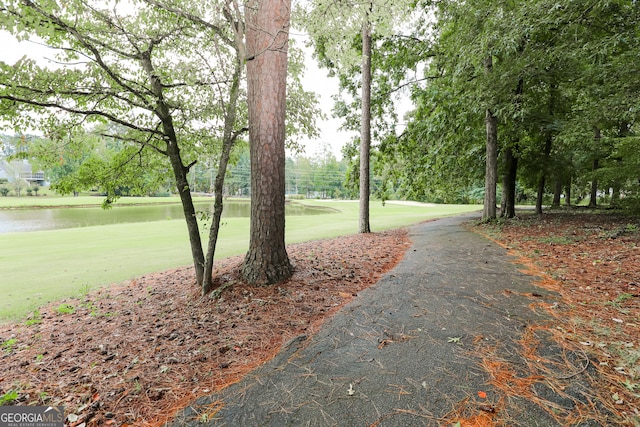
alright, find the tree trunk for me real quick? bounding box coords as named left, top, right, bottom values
left=535, top=176, right=546, bottom=215
left=484, top=107, right=498, bottom=220
left=501, top=144, right=517, bottom=218
left=202, top=33, right=245, bottom=294
left=501, top=77, right=523, bottom=219
left=141, top=53, right=205, bottom=287
left=552, top=178, right=562, bottom=207
left=241, top=0, right=293, bottom=285
left=536, top=75, right=557, bottom=216
left=611, top=184, right=621, bottom=207
left=359, top=16, right=372, bottom=233
left=536, top=134, right=553, bottom=215
left=565, top=178, right=572, bottom=206
left=167, top=142, right=205, bottom=287
left=589, top=158, right=599, bottom=208
left=589, top=127, right=600, bottom=208
left=483, top=56, right=498, bottom=221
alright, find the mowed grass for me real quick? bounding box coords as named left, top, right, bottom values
left=0, top=200, right=480, bottom=321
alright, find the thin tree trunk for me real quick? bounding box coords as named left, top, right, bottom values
left=611, top=184, right=621, bottom=207
left=536, top=77, right=557, bottom=216
left=141, top=53, right=205, bottom=287
left=167, top=143, right=205, bottom=286
left=359, top=15, right=372, bottom=233
left=589, top=159, right=599, bottom=208
left=589, top=127, right=601, bottom=208
left=565, top=178, right=572, bottom=206
left=535, top=176, right=546, bottom=215
left=202, top=35, right=245, bottom=294
left=483, top=56, right=497, bottom=221
left=501, top=77, right=523, bottom=219
left=552, top=178, right=562, bottom=207
left=241, top=0, right=293, bottom=285
left=501, top=144, right=518, bottom=218
left=536, top=134, right=553, bottom=215
left=484, top=108, right=498, bottom=220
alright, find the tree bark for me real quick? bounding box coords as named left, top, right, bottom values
left=552, top=178, right=562, bottom=207
left=501, top=77, right=523, bottom=219
left=483, top=56, right=498, bottom=221
left=565, top=178, right=572, bottom=206
left=359, top=16, right=372, bottom=233
left=501, top=144, right=518, bottom=218
left=589, top=159, right=599, bottom=208
left=241, top=0, right=293, bottom=285
left=536, top=76, right=558, bottom=216
left=589, top=127, right=601, bottom=208
left=167, top=141, right=205, bottom=287
left=484, top=107, right=498, bottom=220
left=536, top=133, right=553, bottom=215
left=203, top=25, right=245, bottom=294
left=141, top=53, right=205, bottom=287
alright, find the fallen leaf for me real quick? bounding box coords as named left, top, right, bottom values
left=477, top=390, right=487, bottom=399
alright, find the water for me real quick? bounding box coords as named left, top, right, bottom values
left=0, top=200, right=333, bottom=233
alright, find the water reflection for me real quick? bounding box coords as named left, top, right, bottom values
left=0, top=200, right=333, bottom=233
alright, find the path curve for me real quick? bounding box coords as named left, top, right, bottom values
left=167, top=214, right=573, bottom=426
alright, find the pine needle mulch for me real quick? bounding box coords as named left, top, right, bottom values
left=472, top=210, right=640, bottom=426
left=0, top=229, right=410, bottom=427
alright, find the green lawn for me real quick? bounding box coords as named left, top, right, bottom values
left=0, top=199, right=480, bottom=321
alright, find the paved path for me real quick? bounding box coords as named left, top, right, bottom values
left=167, top=215, right=574, bottom=426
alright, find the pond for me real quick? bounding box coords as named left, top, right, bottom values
left=0, top=200, right=334, bottom=234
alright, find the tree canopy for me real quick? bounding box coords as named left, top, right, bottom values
left=373, top=0, right=639, bottom=213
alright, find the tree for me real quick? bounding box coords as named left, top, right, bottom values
left=297, top=0, right=411, bottom=232
left=484, top=56, right=498, bottom=220
left=240, top=0, right=293, bottom=285
left=359, top=15, right=372, bottom=232
left=0, top=1, right=243, bottom=289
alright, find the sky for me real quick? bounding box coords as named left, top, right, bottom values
left=290, top=33, right=357, bottom=159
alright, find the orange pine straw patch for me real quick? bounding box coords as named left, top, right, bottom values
left=481, top=358, right=542, bottom=397
left=439, top=396, right=502, bottom=427
left=471, top=212, right=640, bottom=425
left=457, top=413, right=497, bottom=427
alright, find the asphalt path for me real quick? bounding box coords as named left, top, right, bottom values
left=167, top=214, right=602, bottom=426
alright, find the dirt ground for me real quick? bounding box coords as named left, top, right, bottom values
left=1, top=210, right=639, bottom=426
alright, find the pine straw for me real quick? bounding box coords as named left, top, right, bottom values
left=0, top=229, right=410, bottom=427
left=472, top=211, right=640, bottom=425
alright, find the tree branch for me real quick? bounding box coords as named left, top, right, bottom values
left=143, top=0, right=236, bottom=48
left=0, top=93, right=163, bottom=137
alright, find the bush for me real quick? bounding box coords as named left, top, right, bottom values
left=0, top=187, right=9, bottom=197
